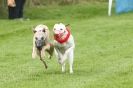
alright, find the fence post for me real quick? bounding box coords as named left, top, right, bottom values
left=108, top=0, right=112, bottom=16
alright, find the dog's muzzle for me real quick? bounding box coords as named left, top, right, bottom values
left=35, top=40, right=45, bottom=51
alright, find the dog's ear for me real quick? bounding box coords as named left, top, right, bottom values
left=65, top=24, right=70, bottom=27
left=32, top=26, right=36, bottom=33
left=33, top=30, right=37, bottom=33
left=65, top=24, right=71, bottom=30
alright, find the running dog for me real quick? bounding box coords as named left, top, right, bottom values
left=53, top=23, right=75, bottom=73
left=32, top=24, right=54, bottom=69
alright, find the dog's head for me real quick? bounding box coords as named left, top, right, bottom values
left=33, top=24, right=48, bottom=33
left=53, top=23, right=67, bottom=37
left=33, top=24, right=48, bottom=50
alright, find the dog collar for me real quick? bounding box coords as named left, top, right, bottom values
left=54, top=28, right=70, bottom=44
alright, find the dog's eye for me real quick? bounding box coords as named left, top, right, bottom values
left=60, top=29, right=63, bottom=30
left=35, top=37, right=38, bottom=40
left=41, top=37, right=44, bottom=40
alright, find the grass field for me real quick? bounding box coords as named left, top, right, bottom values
left=0, top=2, right=133, bottom=88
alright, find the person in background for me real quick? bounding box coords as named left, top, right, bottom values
left=15, top=0, right=26, bottom=19
left=7, top=0, right=26, bottom=20
left=7, top=0, right=16, bottom=19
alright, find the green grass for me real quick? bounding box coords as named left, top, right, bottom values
left=0, top=2, right=133, bottom=88
left=25, top=3, right=108, bottom=20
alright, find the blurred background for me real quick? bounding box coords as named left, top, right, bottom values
left=0, top=0, right=107, bottom=19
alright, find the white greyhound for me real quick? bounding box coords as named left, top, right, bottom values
left=53, top=23, right=75, bottom=74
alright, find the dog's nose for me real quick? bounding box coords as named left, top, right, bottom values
left=54, top=30, right=60, bottom=34
left=35, top=40, right=44, bottom=50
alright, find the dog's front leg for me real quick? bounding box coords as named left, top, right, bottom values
left=58, top=53, right=63, bottom=64
left=38, top=49, right=47, bottom=69
left=68, top=50, right=74, bottom=74
left=54, top=48, right=65, bottom=72
left=39, top=54, right=48, bottom=69
left=43, top=44, right=52, bottom=59
left=61, top=49, right=74, bottom=74
left=56, top=50, right=66, bottom=72
left=54, top=47, right=63, bottom=64
left=32, top=46, right=37, bottom=59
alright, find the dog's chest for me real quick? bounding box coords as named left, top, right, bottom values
left=54, top=40, right=72, bottom=53
left=54, top=34, right=74, bottom=53
left=56, top=41, right=70, bottom=49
